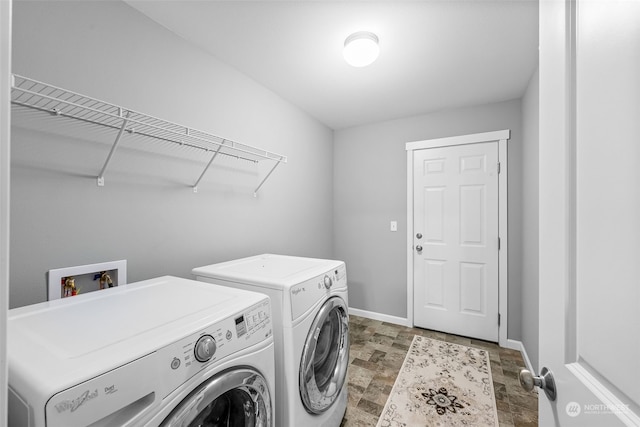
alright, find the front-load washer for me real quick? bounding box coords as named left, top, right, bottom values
left=192, top=254, right=349, bottom=427
left=8, top=276, right=275, bottom=427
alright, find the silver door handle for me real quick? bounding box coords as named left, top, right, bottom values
left=519, top=367, right=557, bottom=401
left=416, top=245, right=423, bottom=252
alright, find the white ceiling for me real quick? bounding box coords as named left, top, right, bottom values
left=127, top=0, right=539, bottom=130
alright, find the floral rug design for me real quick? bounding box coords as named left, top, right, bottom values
left=376, top=335, right=498, bottom=427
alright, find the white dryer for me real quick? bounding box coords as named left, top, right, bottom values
left=193, top=254, right=349, bottom=427
left=8, top=276, right=275, bottom=427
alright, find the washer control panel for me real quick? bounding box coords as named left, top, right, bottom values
left=157, top=298, right=272, bottom=397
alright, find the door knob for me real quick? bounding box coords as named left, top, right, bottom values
left=416, top=245, right=423, bottom=252
left=519, top=367, right=557, bottom=401
left=416, top=233, right=423, bottom=239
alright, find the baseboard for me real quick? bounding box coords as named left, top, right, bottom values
left=506, top=339, right=534, bottom=373
left=349, top=307, right=534, bottom=373
left=348, top=307, right=412, bottom=327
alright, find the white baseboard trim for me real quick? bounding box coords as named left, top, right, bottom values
left=506, top=339, right=534, bottom=373
left=349, top=307, right=534, bottom=373
left=348, top=307, right=412, bottom=327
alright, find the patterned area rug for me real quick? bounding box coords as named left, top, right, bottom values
left=377, top=335, right=499, bottom=427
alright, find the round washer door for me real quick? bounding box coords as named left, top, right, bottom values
left=299, top=296, right=350, bottom=414
left=161, top=367, right=272, bottom=427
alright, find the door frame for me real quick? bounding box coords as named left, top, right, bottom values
left=406, top=129, right=509, bottom=347
left=1, top=1, right=12, bottom=425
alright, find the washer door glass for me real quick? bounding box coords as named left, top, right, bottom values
left=299, top=296, right=349, bottom=414
left=161, top=368, right=271, bottom=427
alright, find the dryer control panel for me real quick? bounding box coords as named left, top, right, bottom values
left=157, top=298, right=272, bottom=398
left=289, top=264, right=347, bottom=321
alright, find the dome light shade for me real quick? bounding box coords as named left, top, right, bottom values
left=343, top=31, right=379, bottom=67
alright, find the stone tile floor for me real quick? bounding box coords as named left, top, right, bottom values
left=341, top=315, right=538, bottom=427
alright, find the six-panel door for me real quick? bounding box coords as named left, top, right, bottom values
left=413, top=141, right=499, bottom=342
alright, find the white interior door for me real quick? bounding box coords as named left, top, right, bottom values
left=537, top=0, right=640, bottom=425
left=413, top=141, right=499, bottom=342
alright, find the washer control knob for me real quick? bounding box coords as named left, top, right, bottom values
left=194, top=335, right=216, bottom=363
left=170, top=357, right=181, bottom=370
left=323, top=275, right=333, bottom=289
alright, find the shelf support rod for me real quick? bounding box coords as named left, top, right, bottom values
left=97, top=110, right=130, bottom=187
left=254, top=161, right=281, bottom=198
left=192, top=142, right=224, bottom=193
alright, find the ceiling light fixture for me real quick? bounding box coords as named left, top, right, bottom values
left=343, top=31, right=380, bottom=67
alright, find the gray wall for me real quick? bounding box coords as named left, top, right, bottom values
left=10, top=1, right=334, bottom=308
left=10, top=1, right=537, bottom=351
left=521, top=67, right=539, bottom=369
left=333, top=100, right=524, bottom=340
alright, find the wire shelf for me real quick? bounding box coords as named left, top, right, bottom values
left=11, top=74, right=287, bottom=195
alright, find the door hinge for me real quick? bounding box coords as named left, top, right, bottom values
left=498, top=237, right=501, bottom=250
left=498, top=313, right=501, bottom=326
left=497, top=162, right=501, bottom=174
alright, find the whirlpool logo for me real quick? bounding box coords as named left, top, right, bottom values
left=55, top=389, right=99, bottom=413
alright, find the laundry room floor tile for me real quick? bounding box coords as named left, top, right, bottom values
left=340, top=315, right=538, bottom=427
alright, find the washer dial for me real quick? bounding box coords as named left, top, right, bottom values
left=194, top=335, right=217, bottom=362
left=323, top=275, right=333, bottom=289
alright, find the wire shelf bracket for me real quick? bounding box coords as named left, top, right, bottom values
left=193, top=143, right=224, bottom=193
left=97, top=109, right=130, bottom=187
left=254, top=162, right=282, bottom=198
left=10, top=74, right=287, bottom=195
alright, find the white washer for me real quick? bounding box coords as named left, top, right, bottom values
left=192, top=254, right=349, bottom=427
left=8, top=276, right=275, bottom=427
